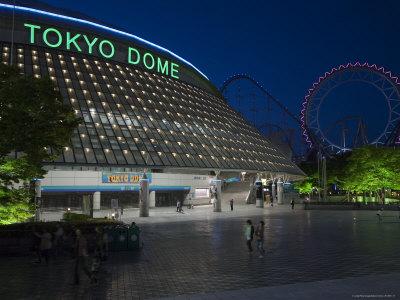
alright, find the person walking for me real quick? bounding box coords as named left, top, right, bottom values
left=31, top=225, right=41, bottom=263
left=376, top=207, right=383, bottom=222
left=94, top=226, right=104, bottom=261
left=176, top=200, right=180, bottom=212
left=74, top=229, right=96, bottom=285
left=245, top=220, right=254, bottom=254
left=54, top=222, right=66, bottom=257
left=230, top=199, right=234, bottom=211
left=188, top=198, right=194, bottom=209
left=397, top=203, right=400, bottom=219
left=33, top=228, right=52, bottom=263
left=255, top=221, right=265, bottom=258
left=178, top=200, right=183, bottom=212
left=290, top=199, right=295, bottom=210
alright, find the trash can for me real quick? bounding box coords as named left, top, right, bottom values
left=127, top=226, right=141, bottom=250
left=106, top=226, right=128, bottom=251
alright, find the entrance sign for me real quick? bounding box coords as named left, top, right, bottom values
left=102, top=173, right=152, bottom=184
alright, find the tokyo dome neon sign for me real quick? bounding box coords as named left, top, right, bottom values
left=0, top=3, right=210, bottom=80
left=24, top=23, right=180, bottom=79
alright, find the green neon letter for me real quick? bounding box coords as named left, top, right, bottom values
left=83, top=35, right=98, bottom=54
left=24, top=23, right=41, bottom=44
left=157, top=57, right=169, bottom=75
left=128, top=47, right=140, bottom=64
left=143, top=53, right=155, bottom=70
left=43, top=28, right=62, bottom=48
left=99, top=40, right=114, bottom=58
left=171, top=63, right=179, bottom=79
left=66, top=32, right=82, bottom=51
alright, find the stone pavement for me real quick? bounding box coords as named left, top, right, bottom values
left=1, top=204, right=400, bottom=299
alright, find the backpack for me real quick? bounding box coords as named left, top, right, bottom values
left=250, top=225, right=254, bottom=240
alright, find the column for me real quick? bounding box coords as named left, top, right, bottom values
left=139, top=174, right=149, bottom=217
left=277, top=181, right=284, bottom=204
left=149, top=191, right=156, bottom=208
left=271, top=183, right=276, bottom=205
left=255, top=180, right=264, bottom=208
left=34, top=179, right=41, bottom=221
left=93, top=191, right=101, bottom=210
left=213, top=179, right=222, bottom=212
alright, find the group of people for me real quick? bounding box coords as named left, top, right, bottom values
left=31, top=223, right=109, bottom=285
left=245, top=219, right=265, bottom=258
left=176, top=200, right=183, bottom=212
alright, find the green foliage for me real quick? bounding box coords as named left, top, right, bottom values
left=326, top=152, right=351, bottom=189
left=0, top=185, right=34, bottom=224
left=296, top=146, right=400, bottom=198
left=0, top=63, right=80, bottom=224
left=294, top=161, right=319, bottom=195
left=0, top=63, right=80, bottom=164
left=294, top=180, right=313, bottom=195
left=343, top=145, right=400, bottom=192
left=62, top=212, right=92, bottom=222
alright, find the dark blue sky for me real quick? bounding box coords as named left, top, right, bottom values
left=39, top=0, right=400, bottom=151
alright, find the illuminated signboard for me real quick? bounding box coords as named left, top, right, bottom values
left=102, top=173, right=152, bottom=184
left=23, top=23, right=179, bottom=79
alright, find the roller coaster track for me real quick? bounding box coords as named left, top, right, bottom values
left=220, top=74, right=301, bottom=125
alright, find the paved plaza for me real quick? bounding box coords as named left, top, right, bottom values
left=1, top=204, right=400, bottom=299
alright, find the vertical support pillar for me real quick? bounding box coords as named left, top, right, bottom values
left=271, top=183, right=276, bottom=205
left=322, top=156, right=327, bottom=202
left=93, top=191, right=101, bottom=210
left=277, top=181, right=284, bottom=204
left=255, top=180, right=264, bottom=208
left=34, top=179, right=41, bottom=222
left=213, top=179, right=222, bottom=212
left=139, top=174, right=149, bottom=217
left=149, top=191, right=156, bottom=208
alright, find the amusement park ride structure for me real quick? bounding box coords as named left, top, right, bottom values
left=221, top=63, right=400, bottom=160
left=301, top=62, right=400, bottom=157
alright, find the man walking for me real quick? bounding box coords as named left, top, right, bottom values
left=74, top=229, right=96, bottom=285
left=230, top=199, right=234, bottom=211
left=245, top=220, right=254, bottom=254
left=255, top=221, right=265, bottom=258
left=290, top=199, right=295, bottom=209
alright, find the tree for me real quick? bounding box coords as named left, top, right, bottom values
left=343, top=145, right=400, bottom=198
left=0, top=64, right=80, bottom=224
left=295, top=146, right=400, bottom=202
left=294, top=161, right=319, bottom=197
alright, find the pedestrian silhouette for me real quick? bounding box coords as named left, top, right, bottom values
left=33, top=228, right=52, bottom=263
left=74, top=229, right=96, bottom=285
left=245, top=220, right=254, bottom=254
left=376, top=208, right=383, bottom=222
left=255, top=221, right=265, bottom=258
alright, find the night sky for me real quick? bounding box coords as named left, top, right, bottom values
left=34, top=0, right=400, bottom=152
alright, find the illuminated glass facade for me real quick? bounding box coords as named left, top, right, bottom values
left=1, top=42, right=302, bottom=173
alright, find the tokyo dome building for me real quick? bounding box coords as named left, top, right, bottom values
left=0, top=1, right=304, bottom=210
